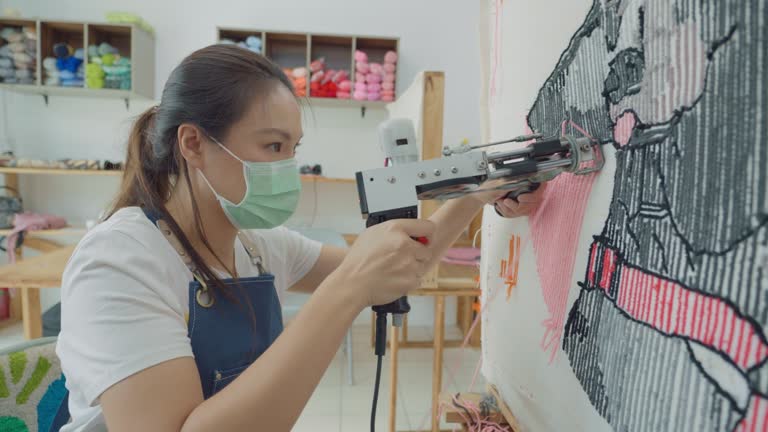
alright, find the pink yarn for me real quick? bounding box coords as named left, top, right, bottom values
left=333, top=70, right=349, bottom=82
left=336, top=91, right=351, bottom=99
left=381, top=81, right=394, bottom=91
left=367, top=83, right=381, bottom=93
left=367, top=92, right=381, bottom=101
left=383, top=63, right=396, bottom=73
left=354, top=50, right=367, bottom=62
left=6, top=212, right=67, bottom=264
left=384, top=50, right=398, bottom=63
left=355, top=61, right=369, bottom=74
left=366, top=73, right=382, bottom=83
left=354, top=82, right=367, bottom=92
left=381, top=95, right=394, bottom=102
left=310, top=70, right=324, bottom=82
left=383, top=72, right=395, bottom=83
left=381, top=90, right=395, bottom=97
left=338, top=80, right=352, bottom=91
left=353, top=90, right=367, bottom=100
left=309, top=58, right=325, bottom=73
left=369, top=62, right=383, bottom=75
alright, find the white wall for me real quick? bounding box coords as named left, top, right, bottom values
left=0, top=0, right=480, bottom=325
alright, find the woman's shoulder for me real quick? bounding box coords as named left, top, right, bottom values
left=66, top=207, right=184, bottom=278
left=78, top=207, right=165, bottom=253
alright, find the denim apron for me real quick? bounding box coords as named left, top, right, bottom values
left=147, top=212, right=284, bottom=399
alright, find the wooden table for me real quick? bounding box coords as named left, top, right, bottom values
left=385, top=263, right=480, bottom=432
left=0, top=245, right=76, bottom=339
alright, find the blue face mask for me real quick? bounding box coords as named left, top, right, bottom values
left=199, top=138, right=301, bottom=230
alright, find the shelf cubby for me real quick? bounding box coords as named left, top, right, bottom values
left=0, top=18, right=154, bottom=101
left=0, top=18, right=39, bottom=86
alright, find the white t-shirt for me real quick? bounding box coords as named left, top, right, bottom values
left=55, top=206, right=322, bottom=432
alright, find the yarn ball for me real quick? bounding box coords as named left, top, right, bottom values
left=381, top=90, right=395, bottom=98
left=365, top=73, right=382, bottom=84
left=336, top=91, right=351, bottom=99
left=381, top=82, right=395, bottom=91
left=383, top=63, right=396, bottom=73
left=384, top=50, right=398, bottom=63
left=52, top=43, right=71, bottom=59
left=353, top=90, right=367, bottom=100
left=337, top=80, right=352, bottom=91
left=101, top=53, right=116, bottom=66
left=383, top=73, right=395, bottom=83
left=355, top=62, right=369, bottom=74
left=292, top=67, right=308, bottom=78
left=369, top=63, right=383, bottom=75
left=354, top=82, right=367, bottom=92
left=355, top=72, right=365, bottom=83
left=98, top=42, right=118, bottom=56
left=367, top=92, right=381, bottom=101
left=382, top=94, right=395, bottom=102
left=367, top=83, right=381, bottom=93
left=354, top=50, right=368, bottom=62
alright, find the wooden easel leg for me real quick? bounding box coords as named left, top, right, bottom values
left=21, top=288, right=42, bottom=339
left=389, top=323, right=399, bottom=432
left=431, top=296, right=446, bottom=432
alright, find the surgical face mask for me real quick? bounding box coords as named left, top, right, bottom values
left=199, top=137, right=301, bottom=230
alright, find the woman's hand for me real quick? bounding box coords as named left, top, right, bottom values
left=470, top=183, right=548, bottom=218
left=333, top=219, right=435, bottom=308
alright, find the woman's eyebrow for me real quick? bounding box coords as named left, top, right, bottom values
left=254, top=127, right=291, bottom=139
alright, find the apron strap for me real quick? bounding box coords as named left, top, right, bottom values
left=237, top=231, right=268, bottom=275
left=153, top=218, right=269, bottom=276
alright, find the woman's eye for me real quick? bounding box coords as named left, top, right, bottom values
left=268, top=143, right=282, bottom=152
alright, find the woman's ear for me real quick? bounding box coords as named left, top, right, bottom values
left=177, top=123, right=206, bottom=170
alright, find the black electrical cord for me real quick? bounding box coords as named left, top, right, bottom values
left=371, top=352, right=383, bottom=432
left=371, top=312, right=388, bottom=432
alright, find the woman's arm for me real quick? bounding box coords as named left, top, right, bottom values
left=291, top=185, right=547, bottom=294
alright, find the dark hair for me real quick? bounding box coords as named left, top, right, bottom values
left=108, top=44, right=294, bottom=295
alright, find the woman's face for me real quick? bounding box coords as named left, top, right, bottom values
left=199, top=84, right=302, bottom=205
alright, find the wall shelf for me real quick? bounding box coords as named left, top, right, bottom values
left=217, top=27, right=398, bottom=106
left=0, top=226, right=86, bottom=236
left=0, top=18, right=155, bottom=102
left=0, top=166, right=354, bottom=183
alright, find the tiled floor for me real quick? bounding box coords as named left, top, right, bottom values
left=0, top=322, right=484, bottom=431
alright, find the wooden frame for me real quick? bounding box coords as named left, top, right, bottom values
left=380, top=71, right=485, bottom=432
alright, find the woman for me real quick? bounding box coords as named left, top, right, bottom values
left=56, top=44, right=542, bottom=431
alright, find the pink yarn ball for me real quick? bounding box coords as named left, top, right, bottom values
left=354, top=82, right=367, bottom=92
left=381, top=89, right=395, bottom=97
left=369, top=63, right=383, bottom=75
left=366, top=73, right=382, bottom=83
left=333, top=70, right=349, bottom=82
left=353, top=90, right=367, bottom=100
left=383, top=63, right=396, bottom=73
left=354, top=50, right=368, bottom=62
left=355, top=72, right=365, bottom=82
left=384, top=50, right=398, bottom=63
left=381, top=95, right=395, bottom=102
left=367, top=92, right=381, bottom=101
left=367, top=83, right=382, bottom=93
left=355, top=62, right=369, bottom=74
left=381, top=82, right=395, bottom=91
left=336, top=91, right=351, bottom=99
left=338, top=80, right=352, bottom=91
left=383, top=73, right=395, bottom=83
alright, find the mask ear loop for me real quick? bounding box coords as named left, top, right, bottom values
left=198, top=134, right=249, bottom=206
